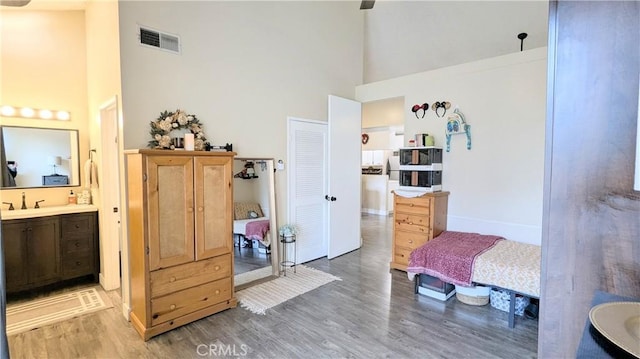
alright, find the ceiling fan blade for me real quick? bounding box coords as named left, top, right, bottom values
left=0, top=0, right=31, bottom=6
left=360, top=0, right=375, bottom=10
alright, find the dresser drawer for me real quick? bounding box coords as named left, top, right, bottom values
left=394, top=246, right=413, bottom=266
left=151, top=276, right=232, bottom=326
left=394, top=213, right=431, bottom=233
left=395, top=196, right=431, bottom=214
left=395, top=230, right=428, bottom=250
left=150, top=255, right=231, bottom=298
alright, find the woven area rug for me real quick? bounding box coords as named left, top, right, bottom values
left=6, top=287, right=113, bottom=336
left=236, top=265, right=341, bottom=315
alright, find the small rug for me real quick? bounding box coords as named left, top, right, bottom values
left=6, top=287, right=113, bottom=336
left=236, top=265, right=341, bottom=315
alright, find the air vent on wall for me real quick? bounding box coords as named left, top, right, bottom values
left=138, top=26, right=180, bottom=54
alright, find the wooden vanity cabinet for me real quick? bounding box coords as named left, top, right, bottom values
left=60, top=213, right=99, bottom=281
left=3, top=217, right=60, bottom=292
left=390, top=192, right=449, bottom=271
left=2, top=211, right=98, bottom=294
left=126, top=149, right=236, bottom=341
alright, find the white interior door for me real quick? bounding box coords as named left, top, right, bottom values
left=288, top=118, right=328, bottom=264
left=327, top=95, right=362, bottom=259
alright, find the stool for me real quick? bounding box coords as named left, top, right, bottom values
left=280, top=234, right=296, bottom=276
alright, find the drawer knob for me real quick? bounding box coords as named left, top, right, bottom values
left=410, top=203, right=414, bottom=207
left=170, top=304, right=176, bottom=310
left=75, top=224, right=80, bottom=228
left=408, top=240, right=413, bottom=244
left=214, top=265, right=220, bottom=271
left=198, top=207, right=204, bottom=212
left=408, top=222, right=413, bottom=225
left=75, top=261, right=81, bottom=266
left=169, top=276, right=176, bottom=282
left=215, top=290, right=220, bottom=295
left=75, top=242, right=80, bottom=247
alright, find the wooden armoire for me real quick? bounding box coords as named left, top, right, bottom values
left=125, top=149, right=237, bottom=341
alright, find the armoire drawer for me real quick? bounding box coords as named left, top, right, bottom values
left=150, top=254, right=231, bottom=298
left=150, top=276, right=232, bottom=326
left=394, top=213, right=431, bottom=233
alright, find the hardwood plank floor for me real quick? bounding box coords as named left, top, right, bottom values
left=7, top=214, right=538, bottom=358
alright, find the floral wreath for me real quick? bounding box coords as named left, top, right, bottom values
left=148, top=109, right=208, bottom=150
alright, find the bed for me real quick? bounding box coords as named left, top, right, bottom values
left=407, top=231, right=541, bottom=327
left=233, top=202, right=271, bottom=253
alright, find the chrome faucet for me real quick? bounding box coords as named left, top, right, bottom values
left=21, top=192, right=27, bottom=210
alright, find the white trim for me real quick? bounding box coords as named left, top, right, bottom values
left=446, top=215, right=542, bottom=245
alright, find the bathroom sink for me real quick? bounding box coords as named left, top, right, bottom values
left=1, top=204, right=98, bottom=220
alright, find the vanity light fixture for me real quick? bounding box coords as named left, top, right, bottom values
left=0, top=105, right=70, bottom=121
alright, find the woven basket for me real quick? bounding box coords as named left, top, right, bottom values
left=456, top=292, right=489, bottom=306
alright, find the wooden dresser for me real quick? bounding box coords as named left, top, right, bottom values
left=390, top=192, right=449, bottom=271
left=125, top=149, right=236, bottom=341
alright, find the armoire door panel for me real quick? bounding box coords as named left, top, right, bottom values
left=147, top=156, right=195, bottom=270
left=194, top=157, right=233, bottom=260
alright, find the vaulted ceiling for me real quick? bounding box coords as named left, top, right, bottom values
left=363, top=1, right=549, bottom=83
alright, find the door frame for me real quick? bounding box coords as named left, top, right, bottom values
left=98, top=96, right=128, bottom=319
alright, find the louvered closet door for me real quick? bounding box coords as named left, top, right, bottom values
left=194, top=156, right=233, bottom=260
left=147, top=155, right=195, bottom=270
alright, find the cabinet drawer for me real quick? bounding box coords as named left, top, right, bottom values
left=395, top=230, right=428, bottom=250
left=150, top=255, right=231, bottom=298
left=395, top=196, right=431, bottom=214
left=394, top=246, right=413, bottom=266
left=61, top=214, right=94, bottom=234
left=62, top=254, right=94, bottom=278
left=151, top=276, right=232, bottom=326
left=394, top=213, right=431, bottom=233
left=62, top=237, right=93, bottom=255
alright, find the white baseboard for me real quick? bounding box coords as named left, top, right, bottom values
left=361, top=208, right=390, bottom=216
left=446, top=215, right=542, bottom=245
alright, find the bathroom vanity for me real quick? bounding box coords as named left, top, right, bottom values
left=1, top=205, right=99, bottom=294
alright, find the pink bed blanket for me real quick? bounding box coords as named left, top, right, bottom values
left=407, top=231, right=504, bottom=286
left=245, top=219, right=270, bottom=243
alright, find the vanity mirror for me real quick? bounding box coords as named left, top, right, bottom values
left=0, top=126, right=80, bottom=189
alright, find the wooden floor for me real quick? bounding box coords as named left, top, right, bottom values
left=234, top=237, right=271, bottom=275
left=7, top=214, right=538, bottom=358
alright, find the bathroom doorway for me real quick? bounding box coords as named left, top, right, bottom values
left=233, top=158, right=279, bottom=287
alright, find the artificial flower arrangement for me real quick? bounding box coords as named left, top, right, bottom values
left=278, top=224, right=297, bottom=238
left=148, top=109, right=208, bottom=150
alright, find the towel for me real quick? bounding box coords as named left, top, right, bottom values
left=83, top=159, right=99, bottom=188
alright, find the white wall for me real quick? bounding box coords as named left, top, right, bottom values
left=118, top=1, right=364, bottom=224
left=356, top=48, right=547, bottom=245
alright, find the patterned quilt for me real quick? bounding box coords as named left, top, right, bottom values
left=472, top=240, right=541, bottom=297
